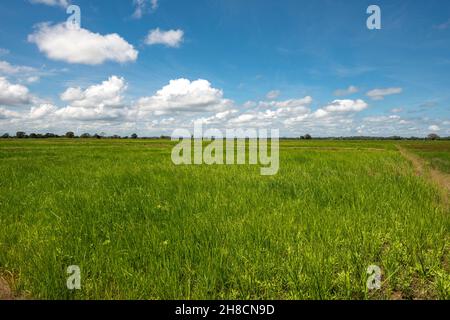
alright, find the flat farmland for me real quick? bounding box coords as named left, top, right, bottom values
left=0, top=139, right=448, bottom=299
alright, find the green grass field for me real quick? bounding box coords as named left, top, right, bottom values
left=0, top=139, right=449, bottom=300
left=401, top=141, right=450, bottom=174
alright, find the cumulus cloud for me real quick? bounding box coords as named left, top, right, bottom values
left=28, top=104, right=58, bottom=119
left=367, top=87, right=402, bottom=100
left=0, top=74, right=444, bottom=137
left=61, top=76, right=127, bottom=108
left=30, top=0, right=69, bottom=7
left=334, top=85, right=358, bottom=96
left=228, top=97, right=313, bottom=126
left=145, top=28, right=184, bottom=48
left=0, top=76, right=133, bottom=125
left=0, top=107, right=20, bottom=119
left=428, top=125, right=441, bottom=132
left=28, top=23, right=138, bottom=65
left=56, top=76, right=129, bottom=121
left=0, top=77, right=32, bottom=106
left=137, top=79, right=233, bottom=114
left=55, top=106, right=128, bottom=121
left=266, top=90, right=280, bottom=100
left=321, top=99, right=368, bottom=113
left=311, top=99, right=368, bottom=119
left=196, top=109, right=239, bottom=125
left=223, top=97, right=370, bottom=135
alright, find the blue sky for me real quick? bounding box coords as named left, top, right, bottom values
left=0, top=0, right=449, bottom=136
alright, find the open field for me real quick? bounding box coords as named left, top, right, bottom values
left=0, top=139, right=449, bottom=300
left=401, top=141, right=450, bottom=174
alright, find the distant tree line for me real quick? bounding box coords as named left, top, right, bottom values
left=0, top=132, right=448, bottom=140
left=1, top=132, right=141, bottom=139
left=295, top=134, right=448, bottom=141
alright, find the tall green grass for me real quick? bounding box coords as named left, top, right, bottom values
left=400, top=141, right=450, bottom=174
left=0, top=139, right=448, bottom=299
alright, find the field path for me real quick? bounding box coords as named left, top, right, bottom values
left=397, top=145, right=450, bottom=206
left=0, top=276, right=13, bottom=300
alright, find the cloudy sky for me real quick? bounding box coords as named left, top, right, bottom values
left=0, top=0, right=449, bottom=137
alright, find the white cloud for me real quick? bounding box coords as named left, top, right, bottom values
left=151, top=0, right=159, bottom=10
left=133, top=0, right=158, bottom=19
left=321, top=99, right=368, bottom=113
left=0, top=73, right=444, bottom=138
left=29, top=104, right=58, bottom=119
left=0, top=79, right=129, bottom=124
left=0, top=60, right=36, bottom=75
left=0, top=48, right=10, bottom=56
left=0, top=107, right=20, bottom=119
left=60, top=76, right=127, bottom=109
left=54, top=106, right=128, bottom=121
left=53, top=76, right=130, bottom=121
left=256, top=96, right=313, bottom=111
left=224, top=97, right=368, bottom=134
left=367, top=87, right=402, bottom=100
left=137, top=79, right=233, bottom=114
left=30, top=0, right=69, bottom=7
left=228, top=96, right=313, bottom=126
left=266, top=90, right=280, bottom=100
left=334, top=85, right=358, bottom=96
left=229, top=114, right=257, bottom=124
left=0, top=77, right=32, bottom=106
left=0, top=61, right=54, bottom=84
left=364, top=115, right=401, bottom=123
left=28, top=23, right=138, bottom=65
left=196, top=109, right=239, bottom=125
left=312, top=108, right=328, bottom=118
left=390, top=108, right=403, bottom=113
left=428, top=125, right=440, bottom=132
left=26, top=76, right=40, bottom=83
left=133, top=0, right=146, bottom=18
left=145, top=28, right=184, bottom=48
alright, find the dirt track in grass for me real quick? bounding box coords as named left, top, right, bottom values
left=397, top=146, right=450, bottom=207
left=0, top=276, right=13, bottom=300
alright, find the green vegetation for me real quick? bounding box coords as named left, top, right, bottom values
left=0, top=139, right=449, bottom=299
left=401, top=141, right=450, bottom=174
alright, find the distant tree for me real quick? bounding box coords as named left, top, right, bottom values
left=29, top=133, right=38, bottom=138
left=16, top=131, right=26, bottom=139
left=65, top=131, right=75, bottom=138
left=44, top=133, right=57, bottom=138
left=80, top=133, right=91, bottom=139
left=93, top=134, right=102, bottom=139
left=427, top=133, right=440, bottom=140
left=131, top=133, right=138, bottom=139
left=304, top=134, right=312, bottom=140
left=2, top=133, right=10, bottom=138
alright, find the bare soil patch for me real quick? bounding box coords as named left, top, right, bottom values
left=0, top=276, right=13, bottom=300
